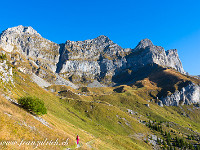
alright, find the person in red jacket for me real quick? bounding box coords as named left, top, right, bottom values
left=76, top=135, right=79, bottom=145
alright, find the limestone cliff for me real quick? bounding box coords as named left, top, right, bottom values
left=0, top=25, right=60, bottom=72
left=0, top=25, right=185, bottom=86
left=126, top=39, right=185, bottom=74
left=0, top=60, right=13, bottom=83
left=57, top=37, right=185, bottom=84
left=162, top=83, right=200, bottom=106
left=57, top=35, right=130, bottom=83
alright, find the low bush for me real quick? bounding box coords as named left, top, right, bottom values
left=0, top=54, right=6, bottom=60
left=18, top=96, right=47, bottom=115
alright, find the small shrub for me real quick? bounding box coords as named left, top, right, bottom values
left=18, top=96, right=47, bottom=115
left=80, top=87, right=89, bottom=92
left=0, top=54, right=6, bottom=60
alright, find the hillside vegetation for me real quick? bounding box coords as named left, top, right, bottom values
left=0, top=62, right=200, bottom=149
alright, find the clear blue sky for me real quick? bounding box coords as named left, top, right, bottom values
left=0, top=0, right=199, bottom=75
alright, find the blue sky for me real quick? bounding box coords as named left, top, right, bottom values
left=0, top=0, right=199, bottom=75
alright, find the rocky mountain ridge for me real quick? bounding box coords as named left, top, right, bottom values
left=0, top=25, right=199, bottom=106
left=0, top=26, right=185, bottom=86
left=58, top=37, right=185, bottom=85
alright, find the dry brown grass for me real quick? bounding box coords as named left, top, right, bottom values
left=0, top=94, right=71, bottom=149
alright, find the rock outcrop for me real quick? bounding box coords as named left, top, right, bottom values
left=0, top=25, right=60, bottom=72
left=162, top=83, right=200, bottom=106
left=0, top=60, right=13, bottom=83
left=126, top=39, right=185, bottom=74
left=31, top=73, right=52, bottom=88
left=166, top=49, right=185, bottom=73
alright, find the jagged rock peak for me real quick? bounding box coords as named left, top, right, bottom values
left=166, top=49, right=177, bottom=55
left=62, top=34, right=124, bottom=63
left=65, top=35, right=110, bottom=42
left=135, top=38, right=154, bottom=49
left=0, top=25, right=60, bottom=72
left=92, top=35, right=114, bottom=45
left=1, top=25, right=40, bottom=36
left=95, top=35, right=110, bottom=41
left=65, top=35, right=112, bottom=46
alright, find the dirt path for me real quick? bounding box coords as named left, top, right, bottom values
left=86, top=140, right=94, bottom=149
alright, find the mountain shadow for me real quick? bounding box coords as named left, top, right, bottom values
left=112, top=63, right=193, bottom=98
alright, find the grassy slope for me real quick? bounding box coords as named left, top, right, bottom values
left=1, top=53, right=200, bottom=150
left=0, top=69, right=152, bottom=150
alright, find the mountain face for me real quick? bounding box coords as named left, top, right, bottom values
left=57, top=37, right=185, bottom=85
left=56, top=35, right=131, bottom=84
left=0, top=26, right=185, bottom=85
left=128, top=39, right=185, bottom=74
left=0, top=25, right=60, bottom=72
left=0, top=25, right=199, bottom=106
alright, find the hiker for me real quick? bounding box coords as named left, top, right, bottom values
left=76, top=135, right=79, bottom=145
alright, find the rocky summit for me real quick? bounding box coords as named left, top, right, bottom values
left=0, top=25, right=60, bottom=73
